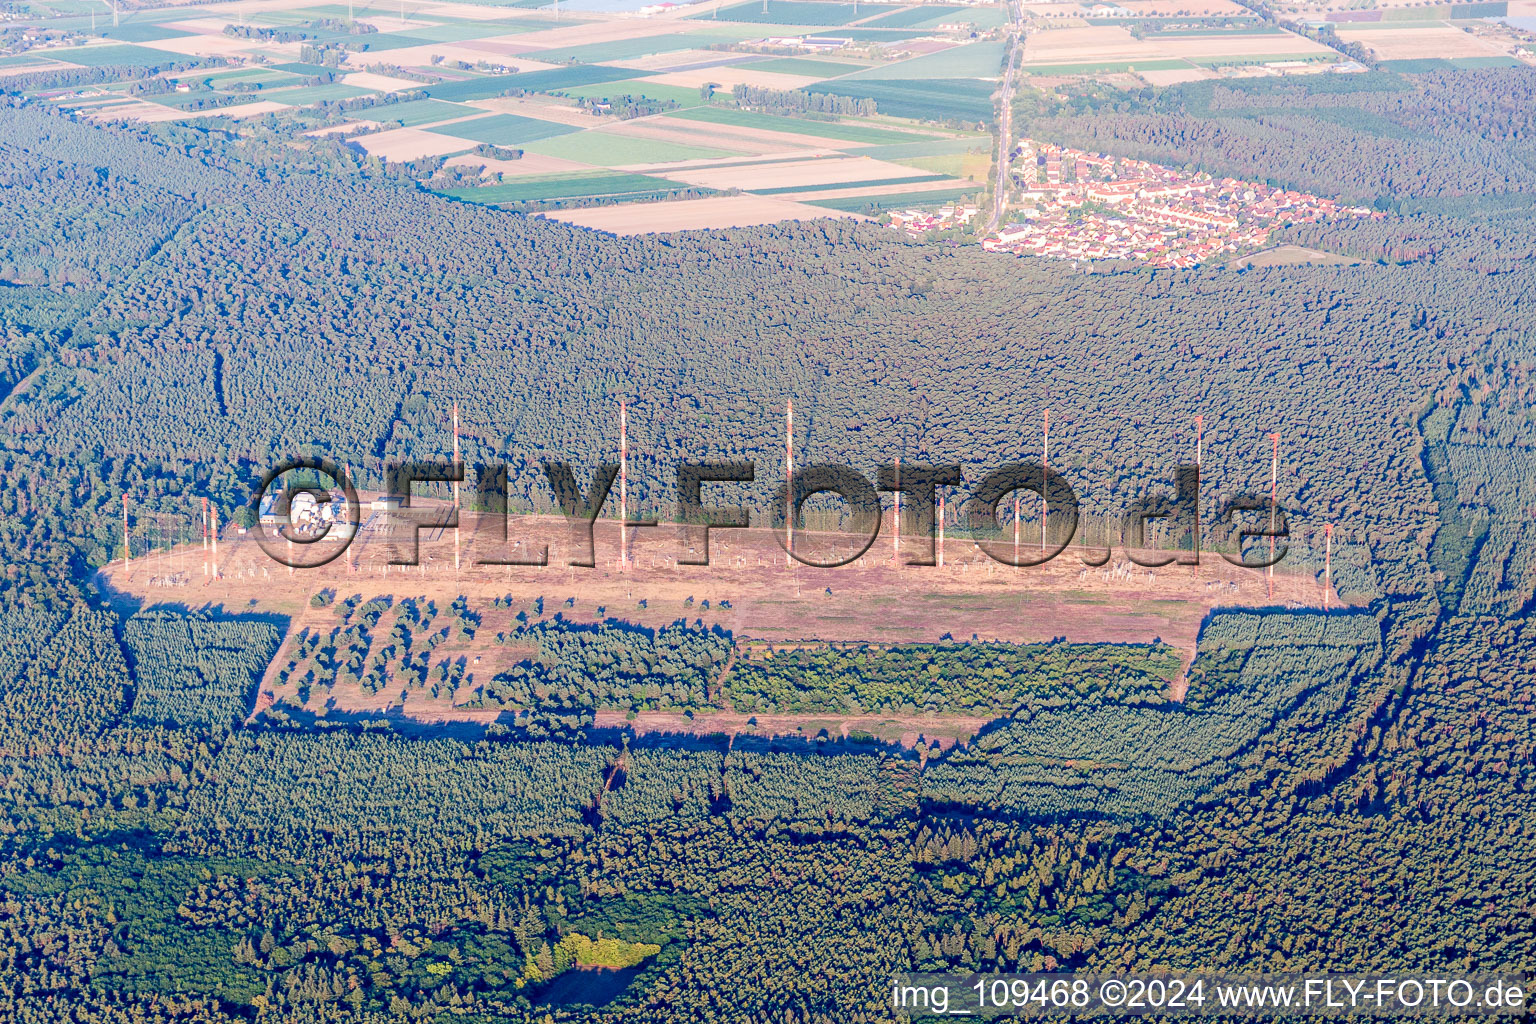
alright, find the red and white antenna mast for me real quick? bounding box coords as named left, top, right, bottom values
left=1041, top=408, right=1050, bottom=554
left=892, top=455, right=901, bottom=566
left=201, top=496, right=210, bottom=577
left=620, top=399, right=629, bottom=571
left=122, top=493, right=131, bottom=576
left=1195, top=414, right=1203, bottom=568
left=452, top=402, right=461, bottom=572
left=210, top=505, right=219, bottom=579
left=1324, top=522, right=1333, bottom=610
left=1013, top=491, right=1020, bottom=566
left=937, top=491, right=946, bottom=568
left=785, top=399, right=794, bottom=567
left=1268, top=432, right=1280, bottom=600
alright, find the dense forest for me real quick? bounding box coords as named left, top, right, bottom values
left=0, top=63, right=1534, bottom=1022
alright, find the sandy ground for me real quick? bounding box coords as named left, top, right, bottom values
left=1332, top=24, right=1513, bottom=60
left=105, top=513, right=1337, bottom=741
left=592, top=708, right=993, bottom=749
left=542, top=194, right=859, bottom=231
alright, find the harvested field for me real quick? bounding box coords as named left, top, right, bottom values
left=343, top=69, right=429, bottom=92
left=1139, top=66, right=1211, bottom=84
left=1332, top=23, right=1514, bottom=59
left=355, top=125, right=479, bottom=159
left=542, top=194, right=859, bottom=231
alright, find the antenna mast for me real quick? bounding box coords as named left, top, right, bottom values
left=892, top=455, right=901, bottom=566
left=1268, top=432, right=1280, bottom=600
left=202, top=496, right=210, bottom=576
left=211, top=506, right=219, bottom=579
left=620, top=400, right=628, bottom=571
left=453, top=401, right=461, bottom=573
left=937, top=491, right=945, bottom=568
left=122, top=494, right=131, bottom=576
left=785, top=399, right=793, bottom=567
left=1041, top=408, right=1049, bottom=554
left=1324, top=522, right=1333, bottom=610
left=1195, top=414, right=1203, bottom=567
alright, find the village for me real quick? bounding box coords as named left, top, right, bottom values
left=889, top=139, right=1381, bottom=266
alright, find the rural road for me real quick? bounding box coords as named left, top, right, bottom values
left=987, top=0, right=1024, bottom=234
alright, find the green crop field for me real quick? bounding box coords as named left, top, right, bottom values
left=52, top=43, right=185, bottom=67
left=809, top=77, right=995, bottom=123
left=524, top=131, right=733, bottom=166
left=260, top=83, right=370, bottom=105
left=92, top=24, right=192, bottom=41
left=353, top=99, right=476, bottom=127
left=842, top=40, right=1005, bottom=80
left=437, top=171, right=700, bottom=203
left=696, top=0, right=887, bottom=25
left=555, top=80, right=711, bottom=108
left=668, top=105, right=931, bottom=144
left=427, top=113, right=582, bottom=146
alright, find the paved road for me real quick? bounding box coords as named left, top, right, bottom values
left=986, top=0, right=1024, bottom=234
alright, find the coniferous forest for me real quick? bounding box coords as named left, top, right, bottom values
left=2, top=61, right=1536, bottom=1022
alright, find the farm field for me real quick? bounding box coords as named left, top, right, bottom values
left=17, top=0, right=996, bottom=229
left=1016, top=21, right=1338, bottom=77
left=542, top=193, right=863, bottom=231
left=1332, top=22, right=1521, bottom=60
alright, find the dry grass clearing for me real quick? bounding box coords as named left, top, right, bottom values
left=105, top=514, right=1336, bottom=742
left=105, top=515, right=1336, bottom=658
left=543, top=194, right=860, bottom=232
